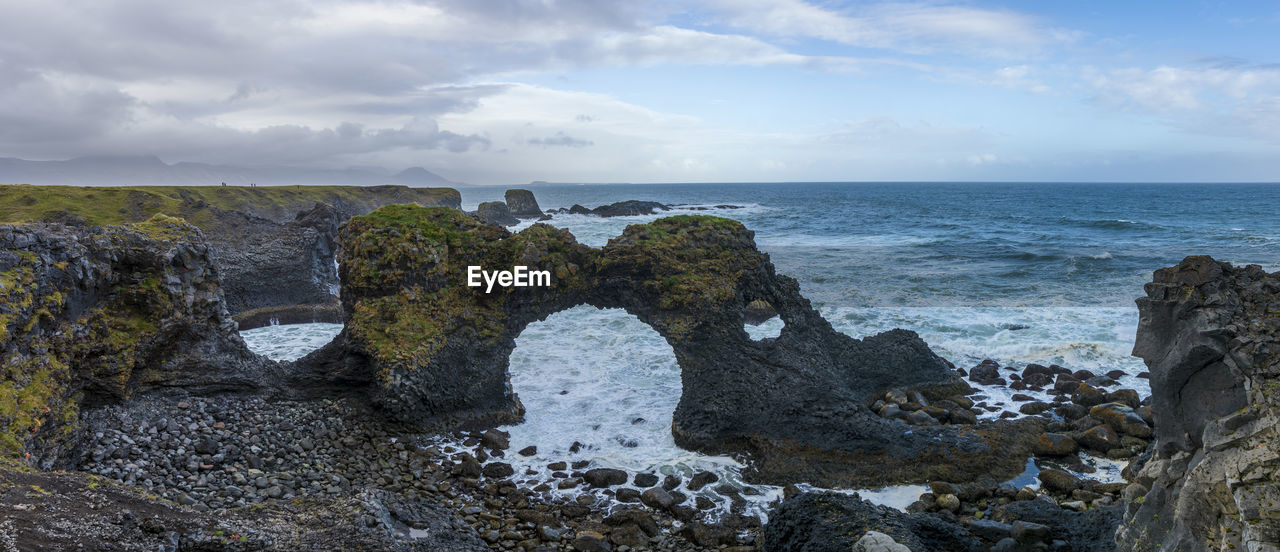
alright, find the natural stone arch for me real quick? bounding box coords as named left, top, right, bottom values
left=298, top=205, right=1043, bottom=487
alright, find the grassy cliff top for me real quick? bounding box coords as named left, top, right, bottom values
left=0, top=184, right=460, bottom=228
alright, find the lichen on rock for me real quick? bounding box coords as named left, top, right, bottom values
left=0, top=216, right=275, bottom=465
left=1117, top=255, right=1280, bottom=551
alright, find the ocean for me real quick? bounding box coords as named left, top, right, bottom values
left=241, top=181, right=1280, bottom=519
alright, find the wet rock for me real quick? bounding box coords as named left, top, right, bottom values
left=1037, top=469, right=1081, bottom=494
left=1032, top=432, right=1079, bottom=457
left=1018, top=401, right=1052, bottom=415
left=481, top=462, right=514, bottom=479
left=641, top=487, right=675, bottom=510
left=686, top=471, right=719, bottom=492
left=572, top=530, right=611, bottom=552
left=1088, top=403, right=1153, bottom=438
left=1071, top=383, right=1108, bottom=407
left=633, top=473, right=659, bottom=488
left=1075, top=424, right=1122, bottom=452
left=583, top=468, right=628, bottom=488
left=481, top=429, right=510, bottom=451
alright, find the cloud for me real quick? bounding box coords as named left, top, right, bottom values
left=528, top=132, right=593, bottom=148
left=703, top=0, right=1063, bottom=58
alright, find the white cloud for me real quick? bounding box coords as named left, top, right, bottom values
left=704, top=0, right=1061, bottom=58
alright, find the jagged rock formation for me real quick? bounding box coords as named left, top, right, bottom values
left=473, top=201, right=520, bottom=227
left=202, top=202, right=343, bottom=314
left=504, top=189, right=543, bottom=218
left=554, top=200, right=671, bottom=217
left=299, top=205, right=1044, bottom=487
left=0, top=185, right=461, bottom=315
left=1117, top=256, right=1280, bottom=551
left=0, top=217, right=275, bottom=466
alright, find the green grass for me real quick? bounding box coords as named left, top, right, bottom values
left=0, top=184, right=460, bottom=229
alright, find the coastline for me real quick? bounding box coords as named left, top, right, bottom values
left=0, top=184, right=1274, bottom=551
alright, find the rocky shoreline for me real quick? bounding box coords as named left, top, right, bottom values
left=2, top=187, right=1276, bottom=551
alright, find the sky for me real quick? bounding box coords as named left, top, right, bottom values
left=1, top=0, right=1278, bottom=184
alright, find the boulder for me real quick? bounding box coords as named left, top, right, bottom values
left=583, top=468, right=628, bottom=488
left=1031, top=433, right=1079, bottom=457
left=1037, top=469, right=1081, bottom=494
left=763, top=492, right=982, bottom=552
left=1075, top=424, right=1122, bottom=453
left=1087, top=403, right=1152, bottom=439
left=854, top=531, right=911, bottom=552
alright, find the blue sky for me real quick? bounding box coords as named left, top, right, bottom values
left=1, top=1, right=1277, bottom=183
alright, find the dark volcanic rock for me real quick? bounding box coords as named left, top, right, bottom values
left=472, top=201, right=519, bottom=227
left=741, top=298, right=778, bottom=325
left=1117, top=256, right=1280, bottom=551
left=298, top=205, right=1044, bottom=487
left=558, top=200, right=670, bottom=217
left=0, top=218, right=277, bottom=463
left=763, top=492, right=982, bottom=552
left=208, top=202, right=343, bottom=315
left=0, top=185, right=461, bottom=316
left=504, top=189, right=543, bottom=218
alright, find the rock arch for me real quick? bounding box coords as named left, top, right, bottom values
left=298, top=205, right=1041, bottom=487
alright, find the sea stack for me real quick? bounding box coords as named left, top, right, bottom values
left=504, top=188, right=544, bottom=218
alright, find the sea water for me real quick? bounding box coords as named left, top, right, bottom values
left=241, top=182, right=1280, bottom=518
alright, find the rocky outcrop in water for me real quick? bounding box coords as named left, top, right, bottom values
left=1116, top=256, right=1280, bottom=551
left=504, top=189, right=544, bottom=218
left=0, top=217, right=275, bottom=466
left=553, top=200, right=671, bottom=217
left=299, top=205, right=1044, bottom=487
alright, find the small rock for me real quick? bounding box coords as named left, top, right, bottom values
left=854, top=530, right=911, bottom=552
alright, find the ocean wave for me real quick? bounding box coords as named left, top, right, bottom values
left=757, top=234, right=938, bottom=248
left=1070, top=218, right=1165, bottom=232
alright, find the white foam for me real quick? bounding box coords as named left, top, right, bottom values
left=240, top=322, right=342, bottom=361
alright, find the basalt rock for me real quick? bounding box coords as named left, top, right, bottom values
left=0, top=217, right=276, bottom=465
left=556, top=200, right=671, bottom=217
left=298, top=205, right=1044, bottom=487
left=1116, top=256, right=1280, bottom=551
left=504, top=189, right=544, bottom=218
left=472, top=201, right=520, bottom=227
left=762, top=492, right=982, bottom=552
left=0, top=185, right=461, bottom=316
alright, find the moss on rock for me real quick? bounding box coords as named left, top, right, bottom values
left=0, top=215, right=272, bottom=465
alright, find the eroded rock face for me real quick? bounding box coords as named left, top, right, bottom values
left=299, top=205, right=1043, bottom=487
left=0, top=185, right=462, bottom=316
left=473, top=201, right=520, bottom=227
left=504, top=189, right=543, bottom=218
left=207, top=202, right=342, bottom=314
left=1117, top=256, right=1280, bottom=551
left=0, top=217, right=276, bottom=466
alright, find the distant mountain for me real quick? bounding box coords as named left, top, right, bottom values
left=0, top=156, right=463, bottom=187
